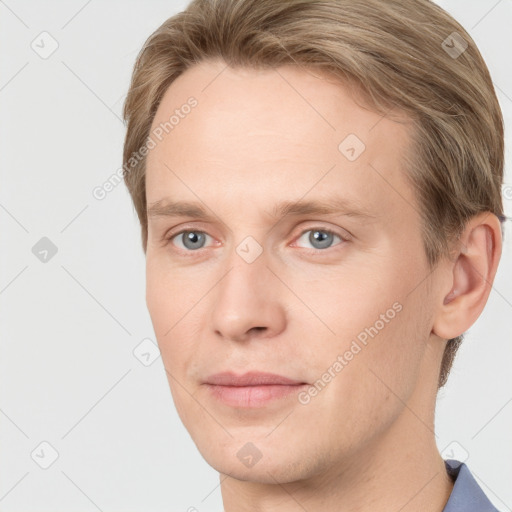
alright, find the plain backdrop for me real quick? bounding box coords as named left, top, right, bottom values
left=1, top=1, right=511, bottom=511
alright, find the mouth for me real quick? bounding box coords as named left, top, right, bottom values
left=202, top=371, right=310, bottom=408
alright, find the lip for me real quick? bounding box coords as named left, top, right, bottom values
left=204, top=371, right=307, bottom=386
left=203, top=371, right=309, bottom=408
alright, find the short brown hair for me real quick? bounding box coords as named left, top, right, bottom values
left=122, top=0, right=505, bottom=388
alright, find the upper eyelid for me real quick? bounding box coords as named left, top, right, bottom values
left=293, top=228, right=346, bottom=244
left=296, top=226, right=347, bottom=239
left=167, top=225, right=346, bottom=239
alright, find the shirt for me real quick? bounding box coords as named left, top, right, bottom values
left=442, top=459, right=500, bottom=512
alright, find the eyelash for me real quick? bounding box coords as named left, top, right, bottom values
left=164, top=226, right=348, bottom=256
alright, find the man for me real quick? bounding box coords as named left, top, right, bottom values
left=122, top=0, right=505, bottom=510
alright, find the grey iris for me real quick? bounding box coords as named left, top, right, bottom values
left=182, top=231, right=206, bottom=250
left=310, top=230, right=334, bottom=249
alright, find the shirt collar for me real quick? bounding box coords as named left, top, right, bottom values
left=442, top=459, right=500, bottom=512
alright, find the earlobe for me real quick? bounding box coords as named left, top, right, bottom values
left=432, top=213, right=502, bottom=340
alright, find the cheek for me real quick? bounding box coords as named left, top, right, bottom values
left=145, top=259, right=200, bottom=419
left=352, top=285, right=430, bottom=400
left=145, top=254, right=202, bottom=336
left=145, top=255, right=214, bottom=379
left=293, top=257, right=429, bottom=395
left=145, top=259, right=188, bottom=373
left=285, top=262, right=401, bottom=346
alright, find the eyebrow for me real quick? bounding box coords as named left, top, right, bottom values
left=270, top=197, right=376, bottom=219
left=147, top=197, right=377, bottom=221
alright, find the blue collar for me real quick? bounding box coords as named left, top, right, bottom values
left=442, top=459, right=500, bottom=512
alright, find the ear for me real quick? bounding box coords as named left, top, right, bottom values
left=432, top=212, right=503, bottom=340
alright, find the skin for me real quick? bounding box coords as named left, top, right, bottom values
left=143, top=58, right=502, bottom=512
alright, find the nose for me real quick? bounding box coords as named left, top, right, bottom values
left=209, top=256, right=287, bottom=343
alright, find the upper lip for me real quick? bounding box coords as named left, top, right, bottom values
left=204, top=371, right=307, bottom=386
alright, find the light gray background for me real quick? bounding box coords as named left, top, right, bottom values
left=1, top=1, right=511, bottom=511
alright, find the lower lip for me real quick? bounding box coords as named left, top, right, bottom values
left=204, top=384, right=309, bottom=408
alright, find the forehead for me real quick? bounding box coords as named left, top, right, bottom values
left=146, top=59, right=417, bottom=223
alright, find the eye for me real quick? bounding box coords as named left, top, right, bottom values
left=169, top=230, right=213, bottom=251
left=293, top=228, right=345, bottom=251
left=166, top=226, right=348, bottom=255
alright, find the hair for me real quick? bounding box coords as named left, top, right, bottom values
left=122, top=0, right=505, bottom=389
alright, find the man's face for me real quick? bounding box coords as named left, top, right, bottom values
left=145, top=59, right=442, bottom=482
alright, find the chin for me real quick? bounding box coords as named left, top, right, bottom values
left=197, top=438, right=324, bottom=484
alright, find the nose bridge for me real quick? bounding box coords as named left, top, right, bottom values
left=209, top=239, right=286, bottom=340
left=217, top=228, right=269, bottom=289
left=218, top=242, right=270, bottom=311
